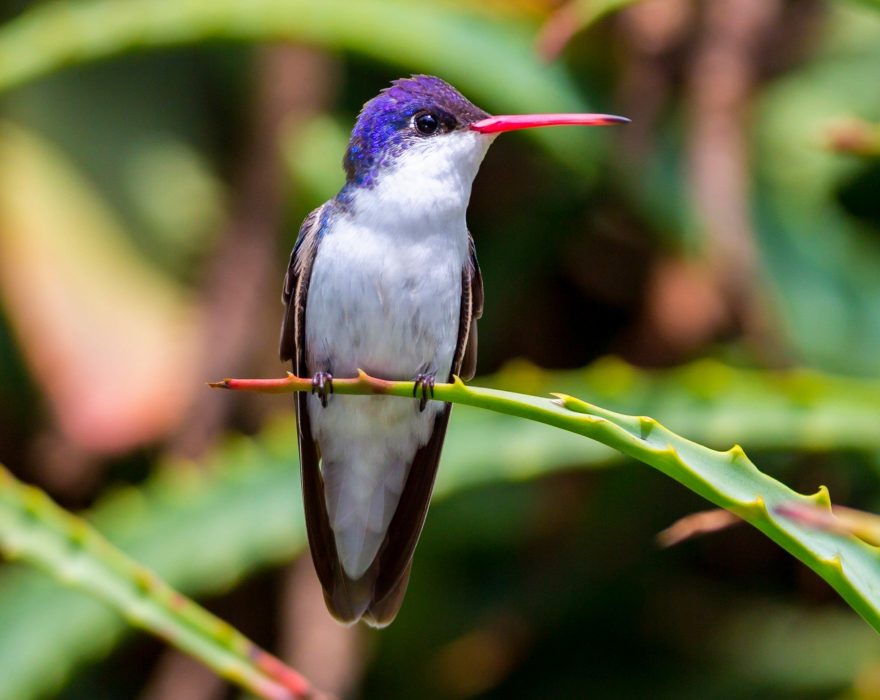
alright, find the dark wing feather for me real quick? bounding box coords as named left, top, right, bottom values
left=361, top=405, right=452, bottom=626
left=284, top=202, right=384, bottom=623
left=280, top=203, right=359, bottom=614
left=457, top=233, right=484, bottom=381
left=298, top=392, right=377, bottom=622
left=280, top=204, right=326, bottom=363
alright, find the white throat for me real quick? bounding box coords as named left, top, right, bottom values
left=348, top=129, right=495, bottom=234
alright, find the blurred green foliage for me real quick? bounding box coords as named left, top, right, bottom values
left=2, top=0, right=880, bottom=698
left=4, top=360, right=880, bottom=700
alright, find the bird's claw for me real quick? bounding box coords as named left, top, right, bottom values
left=311, top=372, right=334, bottom=408
left=413, top=372, right=436, bottom=412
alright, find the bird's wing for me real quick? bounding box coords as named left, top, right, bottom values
left=279, top=204, right=327, bottom=364
left=279, top=203, right=354, bottom=620
left=456, top=232, right=484, bottom=381
left=359, top=403, right=452, bottom=626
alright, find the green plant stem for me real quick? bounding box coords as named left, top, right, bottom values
left=213, top=371, right=880, bottom=631
left=0, top=467, right=323, bottom=700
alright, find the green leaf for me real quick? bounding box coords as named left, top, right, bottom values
left=212, top=366, right=880, bottom=633
left=2, top=359, right=880, bottom=698
left=754, top=2, right=880, bottom=374
left=0, top=0, right=607, bottom=173
left=0, top=464, right=314, bottom=700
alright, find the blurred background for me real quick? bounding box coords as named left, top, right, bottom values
left=2, top=0, right=880, bottom=698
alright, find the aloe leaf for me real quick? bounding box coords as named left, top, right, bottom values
left=0, top=0, right=603, bottom=172
left=2, top=359, right=880, bottom=698
left=0, top=467, right=317, bottom=700
left=214, top=370, right=880, bottom=631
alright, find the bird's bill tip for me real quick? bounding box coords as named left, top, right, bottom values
left=470, top=113, right=630, bottom=134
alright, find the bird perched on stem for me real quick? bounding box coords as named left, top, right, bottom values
left=280, top=75, right=627, bottom=626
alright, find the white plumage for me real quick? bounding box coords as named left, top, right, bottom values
left=304, top=129, right=494, bottom=578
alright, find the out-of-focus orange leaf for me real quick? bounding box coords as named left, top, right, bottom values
left=441, top=0, right=553, bottom=20
left=0, top=123, right=198, bottom=454
left=537, top=0, right=641, bottom=61
left=826, top=118, right=880, bottom=158
left=657, top=508, right=743, bottom=547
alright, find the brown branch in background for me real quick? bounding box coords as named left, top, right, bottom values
left=153, top=45, right=358, bottom=700
left=168, top=46, right=335, bottom=459
left=684, top=0, right=782, bottom=348
left=535, top=0, right=585, bottom=62
left=281, top=558, right=365, bottom=699
left=635, top=256, right=729, bottom=363
left=139, top=651, right=226, bottom=700
left=614, top=0, right=727, bottom=364
left=617, top=1, right=820, bottom=364
left=429, top=613, right=531, bottom=697
left=615, top=0, right=692, bottom=164
left=27, top=429, right=101, bottom=503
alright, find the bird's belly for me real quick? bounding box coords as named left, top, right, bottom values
left=299, top=217, right=469, bottom=580
left=304, top=230, right=463, bottom=381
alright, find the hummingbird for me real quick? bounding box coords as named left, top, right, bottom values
left=280, top=75, right=627, bottom=627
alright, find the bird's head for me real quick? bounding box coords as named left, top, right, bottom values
left=343, top=75, right=491, bottom=190
left=341, top=75, right=628, bottom=221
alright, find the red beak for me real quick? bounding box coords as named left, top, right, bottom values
left=470, top=113, right=630, bottom=134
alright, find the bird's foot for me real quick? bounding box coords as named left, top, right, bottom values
left=311, top=372, right=334, bottom=408
left=413, top=372, right=436, bottom=412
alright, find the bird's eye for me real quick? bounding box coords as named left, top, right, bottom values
left=414, top=112, right=440, bottom=135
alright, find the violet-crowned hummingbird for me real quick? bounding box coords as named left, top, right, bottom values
left=280, top=75, right=627, bottom=626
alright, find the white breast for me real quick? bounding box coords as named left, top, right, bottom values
left=305, top=127, right=491, bottom=378
left=305, top=219, right=465, bottom=379
left=302, top=128, right=493, bottom=580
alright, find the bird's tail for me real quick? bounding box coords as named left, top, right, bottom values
left=297, top=393, right=452, bottom=626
